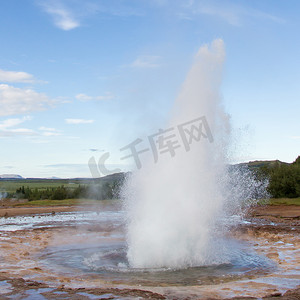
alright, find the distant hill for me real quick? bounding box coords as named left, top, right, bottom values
left=0, top=172, right=127, bottom=182
left=237, top=160, right=289, bottom=170
left=0, top=174, right=24, bottom=180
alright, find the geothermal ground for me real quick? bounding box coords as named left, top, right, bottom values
left=0, top=201, right=299, bottom=299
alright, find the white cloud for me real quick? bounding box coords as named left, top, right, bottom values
left=39, top=126, right=56, bottom=131
left=0, top=84, right=54, bottom=116
left=0, top=116, right=36, bottom=137
left=75, top=92, right=114, bottom=101
left=65, top=118, right=94, bottom=124
left=8, top=128, right=35, bottom=134
left=42, top=131, right=61, bottom=136
left=195, top=3, right=241, bottom=26
left=130, top=55, right=161, bottom=68
left=154, top=0, right=285, bottom=26
left=40, top=1, right=80, bottom=30
left=0, top=69, right=35, bottom=83
left=39, top=126, right=61, bottom=136
left=38, top=0, right=116, bottom=31
left=0, top=116, right=31, bottom=130
left=0, top=118, right=63, bottom=138
left=75, top=94, right=93, bottom=101
left=247, top=9, right=285, bottom=24
left=201, top=4, right=284, bottom=26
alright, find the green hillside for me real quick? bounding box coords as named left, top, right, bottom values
left=0, top=173, right=127, bottom=201
left=245, top=156, right=300, bottom=198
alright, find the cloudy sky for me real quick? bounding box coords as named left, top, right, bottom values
left=0, top=0, right=299, bottom=178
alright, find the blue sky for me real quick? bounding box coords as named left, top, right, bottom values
left=0, top=0, right=299, bottom=178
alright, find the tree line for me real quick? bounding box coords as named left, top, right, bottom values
left=265, top=156, right=300, bottom=198
left=12, top=181, right=121, bottom=201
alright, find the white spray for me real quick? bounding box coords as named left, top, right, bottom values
left=122, top=40, right=264, bottom=269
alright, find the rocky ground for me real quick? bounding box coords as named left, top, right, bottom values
left=0, top=204, right=299, bottom=299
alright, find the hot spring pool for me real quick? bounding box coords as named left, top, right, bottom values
left=36, top=214, right=275, bottom=286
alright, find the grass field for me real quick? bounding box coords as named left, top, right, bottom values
left=15, top=199, right=80, bottom=206
left=13, top=198, right=119, bottom=207
left=14, top=199, right=116, bottom=207
left=267, top=197, right=300, bottom=206
left=0, top=179, right=95, bottom=194
left=0, top=175, right=124, bottom=195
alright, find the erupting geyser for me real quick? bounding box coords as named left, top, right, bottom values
left=122, top=39, right=265, bottom=269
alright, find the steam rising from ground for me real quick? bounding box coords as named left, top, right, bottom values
left=0, top=192, right=7, bottom=201
left=122, top=40, right=268, bottom=269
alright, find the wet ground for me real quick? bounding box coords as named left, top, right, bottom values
left=0, top=202, right=299, bottom=299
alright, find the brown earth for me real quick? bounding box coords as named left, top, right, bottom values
left=0, top=205, right=81, bottom=217
left=0, top=204, right=300, bottom=299
left=249, top=205, right=300, bottom=219
left=1, top=203, right=300, bottom=219
left=248, top=205, right=300, bottom=229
